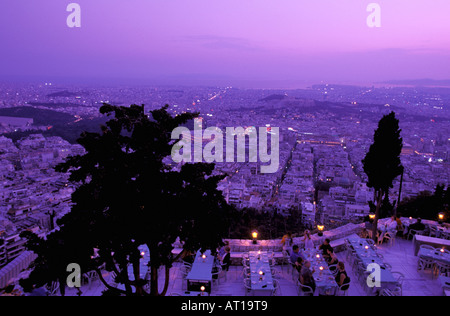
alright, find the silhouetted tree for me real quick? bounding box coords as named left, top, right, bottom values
left=379, top=194, right=396, bottom=219
left=362, top=112, right=403, bottom=241
left=20, top=104, right=231, bottom=296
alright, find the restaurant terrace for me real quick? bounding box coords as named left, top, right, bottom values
left=1, top=217, right=449, bottom=296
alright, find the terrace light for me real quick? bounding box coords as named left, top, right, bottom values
left=317, top=225, right=324, bottom=237
left=252, top=231, right=258, bottom=244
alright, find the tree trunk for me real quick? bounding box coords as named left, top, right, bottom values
left=372, top=191, right=383, bottom=242
left=159, top=266, right=171, bottom=296
left=132, top=258, right=143, bottom=296
left=150, top=265, right=159, bottom=296
left=395, top=169, right=404, bottom=216
left=121, top=266, right=133, bottom=295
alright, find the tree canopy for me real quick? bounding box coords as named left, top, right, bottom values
left=20, top=104, right=231, bottom=296
left=362, top=111, right=404, bottom=194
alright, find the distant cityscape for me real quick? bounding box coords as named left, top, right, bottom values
left=0, top=81, right=449, bottom=269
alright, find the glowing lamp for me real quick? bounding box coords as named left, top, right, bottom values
left=369, top=213, right=376, bottom=220
left=438, top=213, right=445, bottom=222
left=441, top=248, right=445, bottom=253
left=140, top=251, right=145, bottom=257
left=317, top=225, right=324, bottom=237
left=200, top=286, right=205, bottom=292
left=252, top=231, right=258, bottom=244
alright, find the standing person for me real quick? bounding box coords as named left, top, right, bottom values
left=218, top=241, right=230, bottom=259
left=220, top=246, right=231, bottom=271
left=303, top=230, right=314, bottom=250
left=281, top=232, right=293, bottom=255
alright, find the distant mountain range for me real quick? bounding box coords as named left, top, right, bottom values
left=258, top=94, right=286, bottom=102
left=379, top=79, right=450, bottom=87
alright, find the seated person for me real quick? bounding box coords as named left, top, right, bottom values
left=386, top=216, right=398, bottom=232
left=295, top=257, right=304, bottom=273
left=300, top=261, right=316, bottom=295
left=319, top=239, right=333, bottom=259
left=335, top=262, right=350, bottom=289
left=407, top=218, right=426, bottom=239
left=290, top=245, right=304, bottom=266
left=327, top=249, right=339, bottom=268
left=395, top=216, right=404, bottom=237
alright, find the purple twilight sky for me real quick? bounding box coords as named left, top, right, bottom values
left=1, top=0, right=449, bottom=88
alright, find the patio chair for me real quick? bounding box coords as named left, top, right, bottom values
left=272, top=279, right=281, bottom=296
left=275, top=250, right=288, bottom=272
left=337, top=281, right=350, bottom=296
left=383, top=263, right=392, bottom=270
left=417, top=255, right=435, bottom=274
left=296, top=280, right=314, bottom=296
left=242, top=266, right=251, bottom=278
left=420, top=244, right=436, bottom=251
left=271, top=267, right=282, bottom=280
left=243, top=278, right=252, bottom=296
left=429, top=226, right=439, bottom=238
left=407, top=229, right=424, bottom=241
left=434, top=262, right=450, bottom=278
left=46, top=281, right=60, bottom=296
left=391, top=272, right=405, bottom=296
left=212, top=265, right=223, bottom=286
left=382, top=232, right=395, bottom=246
left=328, top=264, right=339, bottom=276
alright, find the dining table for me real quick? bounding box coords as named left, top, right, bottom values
left=417, top=247, right=450, bottom=265
left=248, top=251, right=274, bottom=296
left=413, top=235, right=450, bottom=256
left=346, top=235, right=398, bottom=292
left=302, top=249, right=338, bottom=295
left=186, top=250, right=215, bottom=293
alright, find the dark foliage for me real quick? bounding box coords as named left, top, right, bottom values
left=19, top=104, right=231, bottom=296
left=226, top=207, right=304, bottom=240
left=397, top=185, right=450, bottom=223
